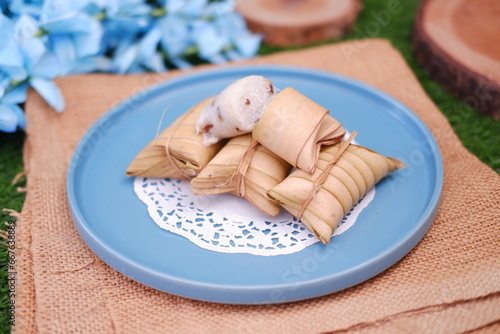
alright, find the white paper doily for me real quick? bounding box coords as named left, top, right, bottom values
left=134, top=177, right=375, bottom=256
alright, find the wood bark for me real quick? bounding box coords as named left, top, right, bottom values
left=237, top=0, right=362, bottom=47
left=413, top=0, right=500, bottom=119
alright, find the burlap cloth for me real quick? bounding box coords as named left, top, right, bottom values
left=14, top=39, right=500, bottom=333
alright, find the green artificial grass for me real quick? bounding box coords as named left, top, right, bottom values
left=0, top=132, right=25, bottom=334
left=0, top=0, right=498, bottom=332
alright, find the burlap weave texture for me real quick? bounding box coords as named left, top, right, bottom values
left=14, top=39, right=500, bottom=333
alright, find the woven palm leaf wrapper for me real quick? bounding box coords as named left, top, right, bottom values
left=253, top=87, right=346, bottom=173
left=126, top=97, right=224, bottom=178
left=191, top=134, right=292, bottom=216
left=267, top=133, right=405, bottom=244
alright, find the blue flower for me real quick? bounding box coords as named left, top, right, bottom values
left=13, top=14, right=65, bottom=112
left=91, top=0, right=152, bottom=50
left=0, top=74, right=10, bottom=96
left=0, top=83, right=26, bottom=132
left=0, top=103, right=25, bottom=132
left=0, top=0, right=263, bottom=133
left=97, top=0, right=152, bottom=31
left=0, top=13, right=64, bottom=126
left=0, top=13, right=26, bottom=132
left=111, top=28, right=167, bottom=74
left=192, top=20, right=227, bottom=60
left=32, top=0, right=105, bottom=75
left=167, top=0, right=208, bottom=18
left=158, top=15, right=191, bottom=59
left=7, top=0, right=44, bottom=19
left=0, top=13, right=28, bottom=81
left=212, top=12, right=262, bottom=60
left=84, top=0, right=156, bottom=74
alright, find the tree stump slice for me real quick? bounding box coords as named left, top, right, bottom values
left=413, top=0, right=500, bottom=119
left=237, top=0, right=362, bottom=47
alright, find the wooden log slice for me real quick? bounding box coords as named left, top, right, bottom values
left=237, top=0, right=362, bottom=47
left=413, top=0, right=500, bottom=119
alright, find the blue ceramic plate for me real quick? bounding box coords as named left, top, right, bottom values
left=67, top=65, right=443, bottom=304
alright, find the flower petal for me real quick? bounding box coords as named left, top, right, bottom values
left=113, top=43, right=138, bottom=74
left=180, top=0, right=209, bottom=18
left=17, top=33, right=47, bottom=70
left=106, top=0, right=152, bottom=18
left=125, top=62, right=144, bottom=74
left=41, top=0, right=89, bottom=20
left=169, top=57, right=192, bottom=70
left=0, top=13, right=15, bottom=50
left=0, top=74, right=10, bottom=97
left=99, top=0, right=151, bottom=36
left=8, top=103, right=26, bottom=130
left=0, top=40, right=23, bottom=68
left=9, top=0, right=43, bottom=18
left=0, top=103, right=21, bottom=133
left=82, top=2, right=103, bottom=16
left=2, top=83, right=28, bottom=105
left=165, top=0, right=184, bottom=15
left=139, top=26, right=161, bottom=60
left=194, top=22, right=227, bottom=59
left=70, top=56, right=113, bottom=74
left=32, top=51, right=60, bottom=79
left=204, top=53, right=227, bottom=64
left=225, top=12, right=247, bottom=32
left=223, top=49, right=242, bottom=61
left=74, top=18, right=104, bottom=58
left=112, top=34, right=135, bottom=57
left=30, top=77, right=65, bottom=112
left=234, top=33, right=262, bottom=58
left=206, top=0, right=235, bottom=16
left=41, top=12, right=94, bottom=34
left=212, top=12, right=262, bottom=58
left=141, top=52, right=166, bottom=73
left=13, top=14, right=40, bottom=49
left=0, top=43, right=28, bottom=82
left=48, top=34, right=77, bottom=76
left=159, top=16, right=191, bottom=58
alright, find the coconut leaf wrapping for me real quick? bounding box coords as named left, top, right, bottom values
left=267, top=138, right=405, bottom=244
left=126, top=97, right=224, bottom=178
left=191, top=134, right=292, bottom=216
left=253, top=87, right=346, bottom=173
